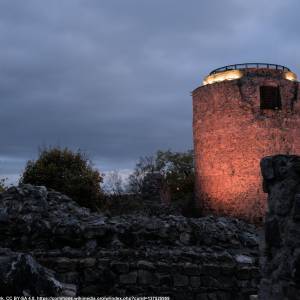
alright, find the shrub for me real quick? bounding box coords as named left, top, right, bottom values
left=20, top=147, right=103, bottom=210
left=0, top=178, right=6, bottom=192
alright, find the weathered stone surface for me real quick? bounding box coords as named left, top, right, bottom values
left=120, top=271, right=137, bottom=284
left=190, top=276, right=201, bottom=288
left=184, top=262, right=200, bottom=276
left=235, top=254, right=254, bottom=265
left=137, top=260, right=155, bottom=270
left=259, top=155, right=300, bottom=299
left=0, top=184, right=260, bottom=298
left=79, top=257, right=96, bottom=268
left=293, top=194, right=300, bottom=220
left=0, top=247, right=76, bottom=296
left=265, top=217, right=281, bottom=247
left=173, top=274, right=189, bottom=287
left=111, top=261, right=129, bottom=274
left=138, top=270, right=158, bottom=285
left=180, top=232, right=191, bottom=245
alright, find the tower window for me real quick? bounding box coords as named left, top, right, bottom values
left=260, top=86, right=282, bottom=110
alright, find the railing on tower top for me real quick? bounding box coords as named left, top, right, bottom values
left=209, top=63, right=291, bottom=75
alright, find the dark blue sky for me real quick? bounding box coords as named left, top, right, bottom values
left=1, top=0, right=300, bottom=183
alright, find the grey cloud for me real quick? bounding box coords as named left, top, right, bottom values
left=0, top=0, right=300, bottom=182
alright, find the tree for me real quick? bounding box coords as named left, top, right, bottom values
left=0, top=178, right=6, bottom=193
left=127, top=155, right=156, bottom=194
left=157, top=149, right=194, bottom=201
left=128, top=149, right=194, bottom=203
left=20, top=147, right=103, bottom=210
left=103, top=170, right=124, bottom=195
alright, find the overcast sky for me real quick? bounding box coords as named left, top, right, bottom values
left=1, top=0, right=300, bottom=184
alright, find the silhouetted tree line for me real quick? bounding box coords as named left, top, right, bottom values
left=0, top=178, right=6, bottom=193
left=1, top=147, right=196, bottom=215
left=128, top=149, right=194, bottom=199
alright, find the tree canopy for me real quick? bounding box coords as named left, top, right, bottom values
left=128, top=149, right=194, bottom=202
left=20, top=147, right=103, bottom=210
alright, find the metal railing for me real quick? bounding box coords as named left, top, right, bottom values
left=209, top=63, right=291, bottom=75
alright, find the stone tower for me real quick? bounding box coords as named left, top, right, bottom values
left=192, top=63, right=300, bottom=221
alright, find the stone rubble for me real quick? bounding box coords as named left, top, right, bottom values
left=0, top=247, right=76, bottom=296
left=0, top=184, right=260, bottom=299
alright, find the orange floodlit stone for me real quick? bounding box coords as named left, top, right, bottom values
left=193, top=64, right=300, bottom=222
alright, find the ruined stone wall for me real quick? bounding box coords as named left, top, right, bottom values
left=193, top=69, right=300, bottom=222
left=259, top=155, right=300, bottom=299
left=0, top=185, right=260, bottom=299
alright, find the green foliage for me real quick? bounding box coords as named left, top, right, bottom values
left=20, top=147, right=103, bottom=210
left=127, top=155, right=156, bottom=194
left=128, top=149, right=195, bottom=203
left=156, top=149, right=194, bottom=201
left=0, top=178, right=6, bottom=193
left=102, top=194, right=143, bottom=216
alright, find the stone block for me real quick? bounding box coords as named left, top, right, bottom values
left=221, top=265, right=235, bottom=276
left=180, top=232, right=191, bottom=245
left=202, top=264, right=220, bottom=276
left=235, top=254, right=254, bottom=265
left=84, top=268, right=102, bottom=283
left=138, top=269, right=158, bottom=285
left=119, top=271, right=137, bottom=284
left=54, top=257, right=78, bottom=272
left=190, top=276, right=201, bottom=288
left=184, top=262, right=200, bottom=275
left=157, top=273, right=172, bottom=286
left=201, top=276, right=220, bottom=288
left=137, top=260, right=155, bottom=270
left=58, top=271, right=79, bottom=284
left=156, top=261, right=170, bottom=273
left=80, top=284, right=101, bottom=295
left=196, top=293, right=218, bottom=300
left=236, top=267, right=253, bottom=280
left=79, top=257, right=96, bottom=268
left=111, top=261, right=129, bottom=273
left=173, top=274, right=189, bottom=287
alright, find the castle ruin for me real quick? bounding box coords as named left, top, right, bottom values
left=192, top=63, right=300, bottom=221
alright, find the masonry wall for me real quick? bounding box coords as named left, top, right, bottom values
left=0, top=185, right=260, bottom=299
left=193, top=69, right=300, bottom=222
left=259, top=155, right=300, bottom=299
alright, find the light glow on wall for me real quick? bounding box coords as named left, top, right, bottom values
left=284, top=71, right=297, bottom=82
left=203, top=70, right=243, bottom=85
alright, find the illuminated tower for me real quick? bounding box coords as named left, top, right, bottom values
left=192, top=63, right=300, bottom=222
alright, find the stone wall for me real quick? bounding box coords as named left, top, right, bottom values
left=193, top=68, right=300, bottom=222
left=0, top=184, right=260, bottom=299
left=0, top=247, right=76, bottom=296
left=259, top=155, right=300, bottom=299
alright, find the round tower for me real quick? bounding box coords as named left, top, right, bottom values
left=192, top=63, right=300, bottom=222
